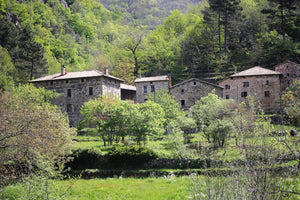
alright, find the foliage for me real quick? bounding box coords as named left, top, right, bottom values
left=190, top=91, right=235, bottom=147
left=281, top=80, right=300, bottom=126
left=107, top=144, right=157, bottom=169
left=0, top=84, right=76, bottom=183
left=0, top=46, right=15, bottom=90
left=81, top=95, right=165, bottom=146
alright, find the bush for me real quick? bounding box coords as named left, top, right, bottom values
left=107, top=145, right=157, bottom=169
left=65, top=148, right=106, bottom=170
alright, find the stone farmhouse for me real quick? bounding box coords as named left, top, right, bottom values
left=30, top=66, right=129, bottom=126
left=218, top=66, right=282, bottom=113
left=134, top=75, right=171, bottom=103
left=169, top=78, right=223, bottom=110
left=274, top=60, right=300, bottom=90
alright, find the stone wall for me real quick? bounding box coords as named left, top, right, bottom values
left=218, top=75, right=282, bottom=113
left=33, top=76, right=121, bottom=126
left=135, top=80, right=169, bottom=103
left=170, top=79, right=223, bottom=110
left=274, top=61, right=300, bottom=90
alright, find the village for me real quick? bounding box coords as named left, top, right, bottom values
left=30, top=60, right=300, bottom=127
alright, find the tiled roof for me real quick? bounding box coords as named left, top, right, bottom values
left=231, top=66, right=281, bottom=77
left=170, top=78, right=222, bottom=89
left=30, top=70, right=124, bottom=82
left=135, top=75, right=169, bottom=83
left=121, top=84, right=136, bottom=91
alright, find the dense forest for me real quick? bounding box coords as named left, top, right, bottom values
left=0, top=0, right=299, bottom=89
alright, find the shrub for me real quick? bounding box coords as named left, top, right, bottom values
left=65, top=148, right=106, bottom=170
left=107, top=144, right=157, bottom=169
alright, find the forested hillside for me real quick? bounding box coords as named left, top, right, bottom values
left=0, top=0, right=299, bottom=89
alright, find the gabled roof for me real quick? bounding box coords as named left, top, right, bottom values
left=230, top=66, right=281, bottom=77
left=30, top=70, right=124, bottom=82
left=135, top=75, right=169, bottom=83
left=170, top=78, right=223, bottom=89
left=121, top=84, right=136, bottom=91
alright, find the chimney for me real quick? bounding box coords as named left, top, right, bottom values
left=234, top=67, right=237, bottom=74
left=168, top=74, right=172, bottom=89
left=105, top=67, right=109, bottom=75
left=139, top=73, right=142, bottom=78
left=61, top=65, right=66, bottom=75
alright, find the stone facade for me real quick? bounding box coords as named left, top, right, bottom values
left=30, top=68, right=124, bottom=126
left=218, top=66, right=282, bottom=113
left=274, top=61, right=300, bottom=90
left=170, top=78, right=223, bottom=110
left=135, top=75, right=170, bottom=103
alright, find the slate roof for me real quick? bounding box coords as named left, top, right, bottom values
left=135, top=75, right=169, bottom=83
left=230, top=66, right=281, bottom=77
left=30, top=70, right=124, bottom=82
left=170, top=78, right=223, bottom=89
left=121, top=84, right=136, bottom=91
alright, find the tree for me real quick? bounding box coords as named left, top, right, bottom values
left=189, top=91, right=234, bottom=146
left=0, top=46, right=15, bottom=91
left=281, top=80, right=300, bottom=126
left=0, top=84, right=76, bottom=183
left=16, top=27, right=48, bottom=81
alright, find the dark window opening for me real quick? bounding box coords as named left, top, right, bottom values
left=243, top=81, right=249, bottom=87
left=50, top=81, right=53, bottom=86
left=181, top=100, right=185, bottom=106
left=264, top=91, right=270, bottom=97
left=144, top=99, right=148, bottom=102
left=150, top=81, right=153, bottom=84
left=225, top=85, right=230, bottom=90
left=151, top=85, right=155, bottom=92
left=89, top=87, right=93, bottom=95
left=181, top=89, right=184, bottom=93
left=66, top=80, right=69, bottom=84
left=67, top=89, right=71, bottom=97
left=194, top=82, right=196, bottom=85
left=144, top=86, right=147, bottom=93
left=241, top=92, right=247, bottom=97
left=226, top=95, right=229, bottom=99
left=266, top=80, right=269, bottom=85
left=81, top=78, right=84, bottom=82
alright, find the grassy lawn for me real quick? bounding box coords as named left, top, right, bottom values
left=59, top=177, right=191, bottom=200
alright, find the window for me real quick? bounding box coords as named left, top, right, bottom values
left=194, top=82, right=196, bottom=85
left=241, top=92, right=247, bottom=98
left=225, top=85, right=230, bottom=90
left=144, top=86, right=147, bottom=93
left=151, top=85, right=155, bottom=92
left=150, top=81, right=153, bottom=84
left=144, top=99, right=148, bottom=102
left=89, top=87, right=93, bottom=96
left=226, top=95, right=230, bottom=99
left=181, top=100, right=185, bottom=106
left=181, top=89, right=184, bottom=93
left=67, top=89, right=71, bottom=97
left=81, top=78, right=84, bottom=82
left=67, top=104, right=73, bottom=112
left=264, top=91, right=270, bottom=97
left=266, top=80, right=269, bottom=85
left=50, top=81, right=53, bottom=86
left=66, top=80, right=69, bottom=84
left=243, top=81, right=249, bottom=87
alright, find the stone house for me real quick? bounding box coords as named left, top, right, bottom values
left=134, top=75, right=171, bottom=103
left=274, top=61, right=300, bottom=90
left=30, top=67, right=124, bottom=126
left=218, top=66, right=282, bottom=113
left=169, top=78, right=223, bottom=110
left=121, top=83, right=136, bottom=102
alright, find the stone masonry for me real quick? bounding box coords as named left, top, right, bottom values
left=170, top=78, right=223, bottom=110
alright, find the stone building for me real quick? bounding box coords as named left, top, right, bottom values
left=274, top=61, right=300, bottom=90
left=134, top=75, right=171, bottom=103
left=170, top=78, right=223, bottom=110
left=121, top=83, right=136, bottom=102
left=218, top=66, right=282, bottom=113
left=30, top=67, right=124, bottom=126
